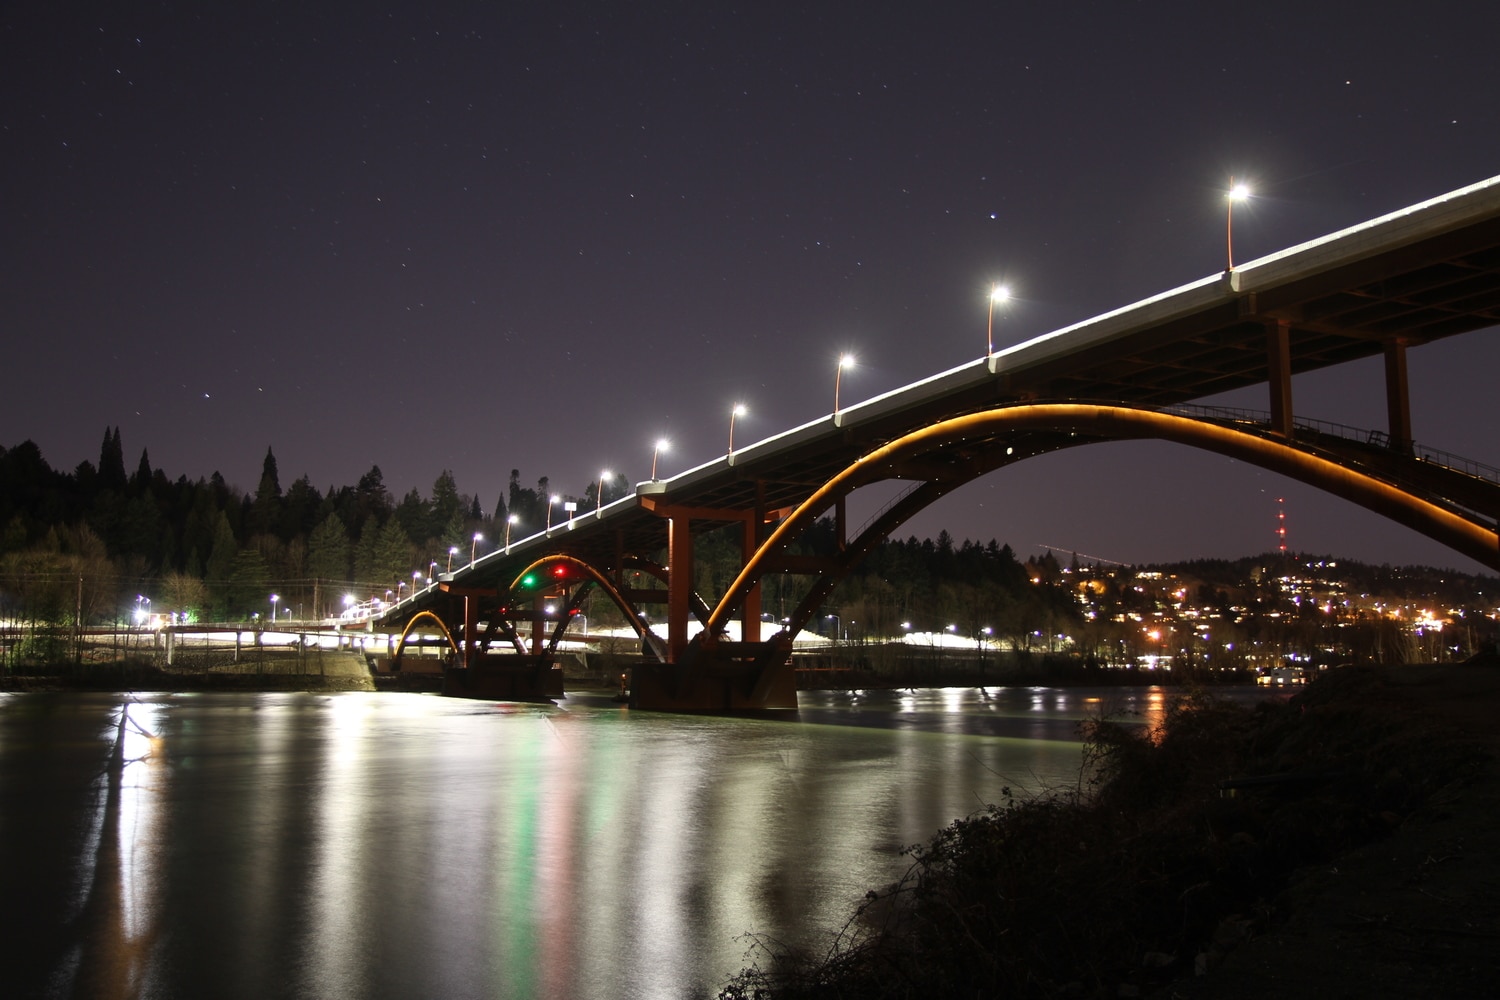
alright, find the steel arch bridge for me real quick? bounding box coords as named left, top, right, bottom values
left=374, top=174, right=1500, bottom=710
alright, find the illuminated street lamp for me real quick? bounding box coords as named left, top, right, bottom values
left=728, top=403, right=747, bottom=456
left=505, top=514, right=519, bottom=552
left=412, top=570, right=422, bottom=595
left=428, top=560, right=438, bottom=583
left=471, top=532, right=483, bottom=565
left=270, top=593, right=279, bottom=623
left=1226, top=177, right=1252, bottom=271
left=546, top=494, right=561, bottom=532
left=650, top=438, right=670, bottom=481
left=834, top=354, right=855, bottom=415
left=596, top=470, right=613, bottom=514
left=396, top=581, right=405, bottom=600
left=986, top=284, right=1011, bottom=356
left=448, top=546, right=459, bottom=571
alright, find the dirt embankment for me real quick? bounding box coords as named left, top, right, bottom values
left=1161, top=664, right=1500, bottom=998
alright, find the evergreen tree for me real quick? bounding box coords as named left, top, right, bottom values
left=249, top=447, right=282, bottom=537
left=307, top=513, right=351, bottom=585
left=98, top=427, right=127, bottom=490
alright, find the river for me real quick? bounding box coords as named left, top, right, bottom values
left=1, top=685, right=1213, bottom=999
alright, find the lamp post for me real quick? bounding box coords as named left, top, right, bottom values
left=428, top=560, right=438, bottom=584
left=826, top=613, right=840, bottom=640
left=728, top=403, right=747, bottom=456
left=596, top=470, right=612, bottom=514
left=505, top=514, right=519, bottom=552
left=412, top=570, right=421, bottom=595
left=546, top=494, right=561, bottom=532
left=834, top=354, right=855, bottom=416
left=471, top=532, right=483, bottom=565
left=986, top=284, right=1011, bottom=356
left=1226, top=178, right=1251, bottom=271
left=650, top=438, right=669, bottom=481
left=270, top=593, right=279, bottom=624
left=448, top=546, right=459, bottom=571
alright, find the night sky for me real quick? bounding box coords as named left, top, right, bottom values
left=5, top=2, right=1499, bottom=573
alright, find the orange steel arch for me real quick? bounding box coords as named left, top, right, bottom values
left=506, top=553, right=669, bottom=661
left=705, top=403, right=1499, bottom=639
left=393, top=609, right=461, bottom=661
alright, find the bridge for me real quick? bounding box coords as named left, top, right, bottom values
left=373, top=174, right=1500, bottom=710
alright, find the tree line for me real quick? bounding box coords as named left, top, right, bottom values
left=0, top=429, right=625, bottom=623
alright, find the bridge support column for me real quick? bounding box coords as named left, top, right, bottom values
left=1384, top=339, right=1413, bottom=454
left=667, top=513, right=692, bottom=663
left=741, top=515, right=761, bottom=644
left=462, top=594, right=477, bottom=667
left=630, top=639, right=797, bottom=711
left=1266, top=319, right=1294, bottom=439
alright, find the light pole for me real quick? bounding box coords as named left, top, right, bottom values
left=505, top=514, right=519, bottom=552
left=428, top=560, right=438, bottom=584
left=448, top=546, right=459, bottom=571
left=471, top=532, right=483, bottom=565
left=826, top=613, right=840, bottom=640
left=986, top=284, right=1010, bottom=356
left=650, top=438, right=669, bottom=481
left=270, top=593, right=279, bottom=623
left=546, top=494, right=561, bottom=532
left=412, top=570, right=421, bottom=595
left=834, top=354, right=855, bottom=416
left=728, top=403, right=747, bottom=456
left=1226, top=178, right=1251, bottom=271
left=596, top=470, right=612, bottom=514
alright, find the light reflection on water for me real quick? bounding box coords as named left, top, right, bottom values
left=0, top=686, right=1250, bottom=999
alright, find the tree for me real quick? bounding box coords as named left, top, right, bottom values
left=249, top=447, right=282, bottom=537
left=308, top=513, right=351, bottom=583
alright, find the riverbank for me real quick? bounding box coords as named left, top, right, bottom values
left=1, top=650, right=376, bottom=693
left=720, top=662, right=1500, bottom=999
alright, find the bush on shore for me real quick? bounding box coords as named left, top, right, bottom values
left=720, top=667, right=1489, bottom=999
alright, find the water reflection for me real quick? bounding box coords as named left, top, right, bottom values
left=0, top=686, right=1263, bottom=999
left=64, top=699, right=166, bottom=1000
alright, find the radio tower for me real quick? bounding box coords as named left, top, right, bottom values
left=1275, top=497, right=1288, bottom=553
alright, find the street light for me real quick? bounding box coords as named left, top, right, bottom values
left=412, top=570, right=422, bottom=595
left=986, top=284, right=1011, bottom=356
left=546, top=494, right=561, bottom=532
left=596, top=470, right=612, bottom=514
left=471, top=532, right=483, bottom=565
left=428, top=560, right=438, bottom=583
left=448, top=546, right=459, bottom=571
left=834, top=354, right=855, bottom=416
left=270, top=593, right=279, bottom=623
left=826, top=613, right=840, bottom=640
left=728, top=403, right=747, bottom=456
left=1226, top=177, right=1252, bottom=271
left=505, top=514, right=519, bottom=552
left=650, top=438, right=670, bottom=481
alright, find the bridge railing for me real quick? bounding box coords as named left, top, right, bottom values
left=1164, top=404, right=1500, bottom=487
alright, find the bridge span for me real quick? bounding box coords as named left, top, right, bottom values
left=375, top=174, right=1500, bottom=710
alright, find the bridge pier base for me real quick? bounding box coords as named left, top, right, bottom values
left=629, top=641, right=798, bottom=712
left=442, top=655, right=564, bottom=703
